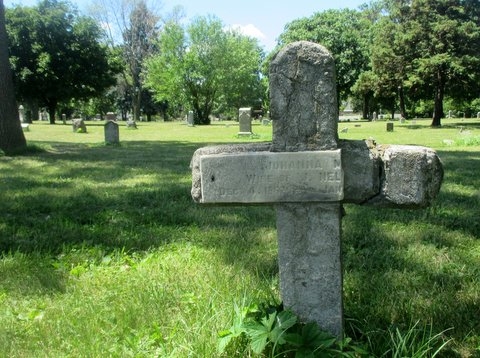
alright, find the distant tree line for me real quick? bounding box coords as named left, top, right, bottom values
left=278, top=0, right=480, bottom=126
left=3, top=0, right=480, bottom=128
left=4, top=0, right=265, bottom=126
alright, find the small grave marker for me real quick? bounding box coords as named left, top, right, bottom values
left=187, top=110, right=194, bottom=126
left=104, top=120, right=119, bottom=144
left=106, top=112, right=117, bottom=121
left=191, top=41, right=443, bottom=338
left=18, top=105, right=25, bottom=123
left=238, top=107, right=252, bottom=135
left=72, top=118, right=87, bottom=133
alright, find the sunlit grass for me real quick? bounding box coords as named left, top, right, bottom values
left=0, top=117, right=479, bottom=356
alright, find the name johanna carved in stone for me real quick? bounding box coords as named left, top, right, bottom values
left=199, top=150, right=344, bottom=204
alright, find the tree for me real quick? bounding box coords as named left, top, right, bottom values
left=369, top=16, right=408, bottom=119
left=379, top=0, right=480, bottom=126
left=144, top=20, right=186, bottom=118
left=6, top=0, right=119, bottom=123
left=351, top=70, right=378, bottom=119
left=145, top=15, right=265, bottom=124
left=217, top=31, right=265, bottom=116
left=91, top=0, right=159, bottom=121
left=122, top=0, right=158, bottom=121
left=278, top=9, right=372, bottom=108
left=0, top=0, right=26, bottom=154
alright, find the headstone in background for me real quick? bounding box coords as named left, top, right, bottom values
left=238, top=107, right=252, bottom=135
left=62, top=113, right=67, bottom=124
left=187, top=110, right=194, bottom=126
left=40, top=110, right=48, bottom=121
left=106, top=112, right=117, bottom=121
left=387, top=122, right=394, bottom=132
left=104, top=120, right=119, bottom=144
left=126, top=120, right=137, bottom=129
left=262, top=110, right=271, bottom=125
left=72, top=118, right=87, bottom=133
left=18, top=105, right=25, bottom=123
left=191, top=41, right=444, bottom=338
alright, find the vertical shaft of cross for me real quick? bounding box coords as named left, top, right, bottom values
left=269, top=41, right=344, bottom=337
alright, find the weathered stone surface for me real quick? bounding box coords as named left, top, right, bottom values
left=191, top=143, right=270, bottom=203
left=190, top=141, right=443, bottom=208
left=276, top=202, right=343, bottom=337
left=72, top=118, right=87, bottom=133
left=270, top=41, right=338, bottom=151
left=366, top=144, right=444, bottom=208
left=199, top=150, right=343, bottom=203
left=340, top=139, right=380, bottom=204
left=238, top=107, right=252, bottom=135
left=104, top=120, right=119, bottom=144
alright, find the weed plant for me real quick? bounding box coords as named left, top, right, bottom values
left=0, top=118, right=479, bottom=356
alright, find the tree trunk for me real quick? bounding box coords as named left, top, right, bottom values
left=47, top=99, right=57, bottom=124
left=133, top=89, right=141, bottom=121
left=431, top=70, right=445, bottom=127
left=362, top=93, right=370, bottom=120
left=0, top=0, right=26, bottom=154
left=398, top=85, right=407, bottom=119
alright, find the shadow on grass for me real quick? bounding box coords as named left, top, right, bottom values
left=1, top=141, right=478, bottom=351
left=0, top=140, right=277, bottom=275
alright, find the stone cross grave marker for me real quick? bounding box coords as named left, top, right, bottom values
left=190, top=41, right=443, bottom=338
left=238, top=107, right=253, bottom=135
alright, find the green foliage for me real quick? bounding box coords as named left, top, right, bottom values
left=5, top=0, right=119, bottom=122
left=219, top=302, right=367, bottom=357
left=371, top=0, right=480, bottom=125
left=145, top=15, right=265, bottom=124
left=0, top=120, right=479, bottom=356
left=383, top=321, right=452, bottom=358
left=278, top=9, right=372, bottom=105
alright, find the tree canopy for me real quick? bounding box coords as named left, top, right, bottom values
left=4, top=0, right=480, bottom=126
left=276, top=1, right=480, bottom=124
left=145, top=15, right=265, bottom=124
left=6, top=0, right=119, bottom=123
left=374, top=0, right=480, bottom=126
left=278, top=9, right=372, bottom=108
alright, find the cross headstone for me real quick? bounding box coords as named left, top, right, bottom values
left=190, top=41, right=443, bottom=338
left=104, top=120, right=119, bottom=144
left=238, top=107, right=252, bottom=135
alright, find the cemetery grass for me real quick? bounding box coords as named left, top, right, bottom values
left=0, top=118, right=478, bottom=357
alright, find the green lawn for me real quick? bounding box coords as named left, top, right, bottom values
left=0, top=118, right=479, bottom=357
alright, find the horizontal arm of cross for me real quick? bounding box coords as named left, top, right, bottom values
left=190, top=139, right=443, bottom=208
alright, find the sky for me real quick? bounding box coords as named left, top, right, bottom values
left=4, top=0, right=365, bottom=51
